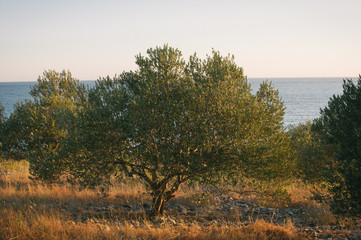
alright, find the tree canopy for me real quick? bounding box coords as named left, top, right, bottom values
left=50, top=45, right=291, bottom=216
left=0, top=104, right=5, bottom=155
left=1, top=70, right=87, bottom=178
left=313, top=76, right=361, bottom=215
left=3, top=46, right=292, bottom=217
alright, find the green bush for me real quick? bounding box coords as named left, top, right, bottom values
left=1, top=70, right=87, bottom=175
left=0, top=104, right=5, bottom=157
left=313, top=75, right=361, bottom=215
left=288, top=121, right=335, bottom=183
left=0, top=104, right=4, bottom=122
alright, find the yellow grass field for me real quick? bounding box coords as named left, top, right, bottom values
left=1, top=159, right=359, bottom=240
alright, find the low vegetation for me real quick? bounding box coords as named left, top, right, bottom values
left=2, top=159, right=361, bottom=239
left=0, top=159, right=346, bottom=240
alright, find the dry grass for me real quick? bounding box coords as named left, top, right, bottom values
left=0, top=206, right=121, bottom=240
left=0, top=159, right=148, bottom=207
left=285, top=181, right=336, bottom=225
left=286, top=181, right=315, bottom=206
left=0, top=159, right=30, bottom=182
left=0, top=206, right=298, bottom=240
left=1, top=159, right=343, bottom=239
left=302, top=202, right=336, bottom=225
left=120, top=219, right=298, bottom=240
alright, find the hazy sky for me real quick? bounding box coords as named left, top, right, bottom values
left=0, top=0, right=360, bottom=82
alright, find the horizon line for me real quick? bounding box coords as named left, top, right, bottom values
left=1, top=76, right=359, bottom=83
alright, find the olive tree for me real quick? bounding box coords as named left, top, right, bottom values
left=313, top=75, right=361, bottom=215
left=1, top=101, right=34, bottom=159
left=46, top=45, right=292, bottom=217
left=0, top=104, right=5, bottom=156
left=2, top=70, right=87, bottom=177
left=0, top=105, right=4, bottom=122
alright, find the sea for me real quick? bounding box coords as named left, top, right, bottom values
left=0, top=78, right=351, bottom=127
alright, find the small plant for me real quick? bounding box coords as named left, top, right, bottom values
left=303, top=202, right=336, bottom=225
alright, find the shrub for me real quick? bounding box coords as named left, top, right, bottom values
left=0, top=104, right=5, bottom=157
left=288, top=121, right=335, bottom=183
left=2, top=70, right=87, bottom=176
left=313, top=75, right=361, bottom=215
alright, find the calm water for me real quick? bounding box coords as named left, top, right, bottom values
left=249, top=77, right=345, bottom=126
left=0, top=78, right=348, bottom=126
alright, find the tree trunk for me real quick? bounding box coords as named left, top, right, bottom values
left=147, top=176, right=186, bottom=218
left=149, top=189, right=177, bottom=218
left=150, top=194, right=167, bottom=218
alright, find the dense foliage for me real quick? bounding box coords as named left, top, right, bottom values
left=313, top=76, right=361, bottom=215
left=288, top=121, right=335, bottom=183
left=0, top=104, right=5, bottom=156
left=0, top=104, right=4, bottom=123
left=1, top=70, right=87, bottom=178
left=2, top=46, right=292, bottom=217
left=56, top=46, right=291, bottom=216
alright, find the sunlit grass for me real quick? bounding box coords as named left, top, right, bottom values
left=0, top=206, right=121, bottom=240
left=0, top=206, right=299, bottom=240
left=0, top=158, right=341, bottom=239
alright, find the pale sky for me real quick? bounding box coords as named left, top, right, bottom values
left=0, top=0, right=360, bottom=82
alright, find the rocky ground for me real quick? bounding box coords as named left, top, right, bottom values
left=1, top=176, right=360, bottom=239
left=30, top=194, right=360, bottom=240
